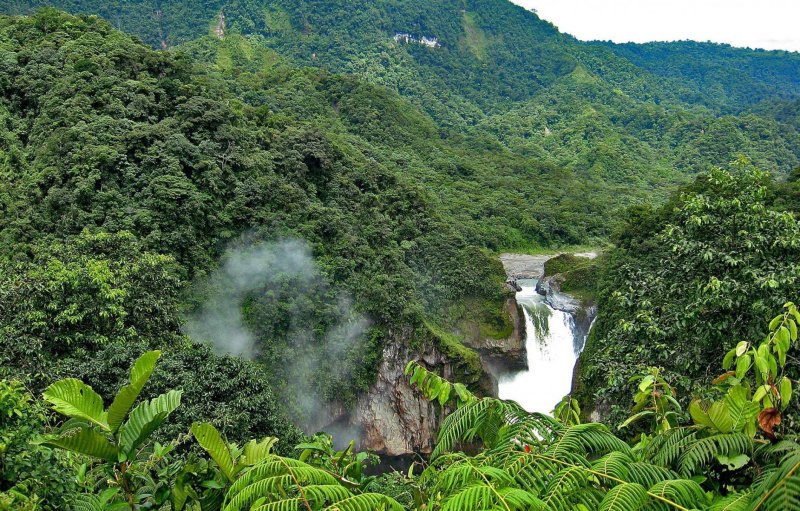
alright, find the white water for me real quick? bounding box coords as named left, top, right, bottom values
left=497, top=279, right=585, bottom=414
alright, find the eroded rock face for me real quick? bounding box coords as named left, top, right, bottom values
left=535, top=274, right=597, bottom=343
left=353, top=341, right=443, bottom=455
left=310, top=326, right=500, bottom=456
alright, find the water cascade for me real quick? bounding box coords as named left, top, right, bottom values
left=497, top=279, right=587, bottom=413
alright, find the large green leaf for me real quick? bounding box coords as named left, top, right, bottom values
left=724, top=385, right=759, bottom=433
left=42, top=378, right=109, bottom=430
left=191, top=422, right=235, bottom=482
left=241, top=437, right=278, bottom=467
left=107, top=350, right=161, bottom=433
left=118, top=390, right=181, bottom=456
left=34, top=427, right=118, bottom=461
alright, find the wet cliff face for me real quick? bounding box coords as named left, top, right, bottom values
left=351, top=322, right=507, bottom=455
left=306, top=255, right=582, bottom=457
left=310, top=309, right=522, bottom=456
left=353, top=340, right=442, bottom=455
left=463, top=297, right=528, bottom=373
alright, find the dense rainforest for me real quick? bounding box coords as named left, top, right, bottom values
left=0, top=1, right=799, bottom=510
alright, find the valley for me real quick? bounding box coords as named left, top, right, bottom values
left=0, top=2, right=798, bottom=510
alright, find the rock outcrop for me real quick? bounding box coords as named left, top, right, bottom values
left=462, top=298, right=527, bottom=372
left=535, top=274, right=596, bottom=343
left=353, top=340, right=446, bottom=455
left=310, top=325, right=499, bottom=456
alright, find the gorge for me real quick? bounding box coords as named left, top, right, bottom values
left=497, top=253, right=597, bottom=413
left=332, top=253, right=598, bottom=458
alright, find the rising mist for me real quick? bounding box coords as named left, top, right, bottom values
left=184, top=239, right=371, bottom=428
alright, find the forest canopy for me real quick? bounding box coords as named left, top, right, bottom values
left=0, top=3, right=799, bottom=510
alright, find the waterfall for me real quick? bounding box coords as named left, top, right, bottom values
left=497, top=279, right=586, bottom=414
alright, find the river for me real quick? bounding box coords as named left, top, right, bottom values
left=497, top=278, right=587, bottom=414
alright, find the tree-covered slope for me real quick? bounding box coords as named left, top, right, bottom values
left=8, top=0, right=800, bottom=116
left=601, top=40, right=800, bottom=112
left=575, top=163, right=800, bottom=429
left=8, top=0, right=800, bottom=201
left=476, top=71, right=800, bottom=184
left=0, top=10, right=514, bottom=442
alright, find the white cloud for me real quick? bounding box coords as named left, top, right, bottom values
left=510, top=0, right=800, bottom=52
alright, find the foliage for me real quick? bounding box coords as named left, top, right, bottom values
left=552, top=395, right=582, bottom=427
left=0, top=9, right=515, bottom=441
left=16, top=299, right=800, bottom=509
left=405, top=307, right=800, bottom=509
left=0, top=5, right=800, bottom=510
left=295, top=434, right=378, bottom=486
left=0, top=380, right=77, bottom=510
left=619, top=368, right=682, bottom=435
left=34, top=350, right=185, bottom=509
left=577, top=163, right=800, bottom=428
left=191, top=421, right=403, bottom=510
left=542, top=253, right=603, bottom=301
left=0, top=231, right=302, bottom=449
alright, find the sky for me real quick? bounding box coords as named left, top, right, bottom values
left=509, top=1, right=800, bottom=52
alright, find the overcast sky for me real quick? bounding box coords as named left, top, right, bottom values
left=509, top=1, right=800, bottom=52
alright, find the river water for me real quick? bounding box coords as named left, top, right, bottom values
left=497, top=279, right=586, bottom=414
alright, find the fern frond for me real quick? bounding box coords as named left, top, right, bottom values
left=592, top=451, right=637, bottom=481
left=490, top=413, right=564, bottom=454
left=224, top=457, right=338, bottom=511
left=508, top=453, right=561, bottom=495
left=303, top=485, right=352, bottom=505
left=435, top=463, right=514, bottom=494
left=645, top=428, right=697, bottom=468
left=440, top=483, right=498, bottom=511
left=678, top=433, right=752, bottom=475
left=754, top=439, right=800, bottom=464
left=624, top=462, right=679, bottom=488
left=542, top=466, right=591, bottom=509
left=597, top=482, right=649, bottom=511
left=321, top=493, right=404, bottom=511
left=706, top=491, right=751, bottom=511
left=646, top=479, right=707, bottom=509
left=546, top=423, right=631, bottom=459
left=748, top=451, right=800, bottom=511
left=71, top=494, right=104, bottom=511
left=433, top=398, right=523, bottom=459
left=251, top=499, right=305, bottom=511
left=496, top=487, right=547, bottom=510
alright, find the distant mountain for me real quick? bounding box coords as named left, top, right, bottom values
left=9, top=1, right=800, bottom=119
left=4, top=1, right=800, bottom=212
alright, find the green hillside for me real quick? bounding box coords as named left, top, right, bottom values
left=1, top=3, right=800, bottom=510
left=8, top=1, right=800, bottom=206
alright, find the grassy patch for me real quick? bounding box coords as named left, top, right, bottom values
left=462, top=12, right=488, bottom=61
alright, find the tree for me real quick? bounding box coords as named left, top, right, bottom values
left=578, top=162, right=800, bottom=427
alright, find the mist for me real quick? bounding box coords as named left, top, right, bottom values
left=184, top=239, right=371, bottom=430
